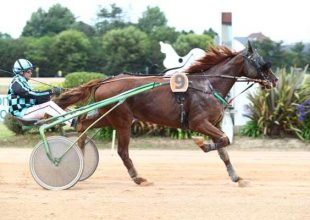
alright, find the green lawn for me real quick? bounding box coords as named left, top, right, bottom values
left=1, top=122, right=309, bottom=150
left=0, top=123, right=14, bottom=139
left=0, top=123, right=42, bottom=148
left=0, top=122, right=196, bottom=149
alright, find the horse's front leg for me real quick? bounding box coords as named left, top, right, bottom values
left=216, top=147, right=249, bottom=187
left=191, top=120, right=249, bottom=187
left=191, top=120, right=230, bottom=152
left=116, top=127, right=152, bottom=186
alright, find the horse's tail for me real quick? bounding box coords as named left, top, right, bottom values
left=54, top=79, right=103, bottom=109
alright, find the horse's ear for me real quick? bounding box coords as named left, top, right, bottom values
left=247, top=40, right=254, bottom=54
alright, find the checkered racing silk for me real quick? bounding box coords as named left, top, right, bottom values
left=7, top=75, right=52, bottom=117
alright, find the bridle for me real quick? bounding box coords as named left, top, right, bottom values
left=185, top=53, right=273, bottom=105
left=242, top=52, right=272, bottom=82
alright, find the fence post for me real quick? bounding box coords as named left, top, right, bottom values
left=111, top=129, right=116, bottom=155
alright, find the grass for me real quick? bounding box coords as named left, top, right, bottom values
left=0, top=123, right=42, bottom=148
left=0, top=123, right=309, bottom=150
left=0, top=123, right=14, bottom=139
left=0, top=123, right=197, bottom=149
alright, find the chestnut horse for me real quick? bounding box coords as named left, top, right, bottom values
left=55, top=41, right=277, bottom=186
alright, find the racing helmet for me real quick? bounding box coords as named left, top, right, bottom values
left=12, top=59, right=35, bottom=75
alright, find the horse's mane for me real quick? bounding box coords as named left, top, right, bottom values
left=185, top=46, right=237, bottom=73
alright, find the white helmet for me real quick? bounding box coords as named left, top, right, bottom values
left=13, top=59, right=35, bottom=74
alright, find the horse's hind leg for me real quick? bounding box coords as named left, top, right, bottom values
left=116, top=127, right=152, bottom=186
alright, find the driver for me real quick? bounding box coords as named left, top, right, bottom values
left=7, top=58, right=74, bottom=126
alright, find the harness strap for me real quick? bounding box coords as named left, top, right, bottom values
left=228, top=83, right=255, bottom=105
left=212, top=91, right=229, bottom=106
left=175, top=92, right=188, bottom=130
left=188, top=79, right=229, bottom=107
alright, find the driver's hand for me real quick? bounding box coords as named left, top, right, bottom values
left=51, top=87, right=64, bottom=96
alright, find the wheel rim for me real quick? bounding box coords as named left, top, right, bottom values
left=29, top=136, right=84, bottom=190
left=65, top=132, right=99, bottom=181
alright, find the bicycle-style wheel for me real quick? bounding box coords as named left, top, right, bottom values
left=64, top=132, right=99, bottom=181
left=29, top=136, right=84, bottom=190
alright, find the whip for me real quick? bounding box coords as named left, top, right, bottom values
left=0, top=68, right=62, bottom=89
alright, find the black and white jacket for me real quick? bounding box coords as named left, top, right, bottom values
left=7, top=75, right=52, bottom=117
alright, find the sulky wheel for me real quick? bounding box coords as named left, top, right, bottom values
left=29, top=136, right=84, bottom=190
left=64, top=132, right=99, bottom=181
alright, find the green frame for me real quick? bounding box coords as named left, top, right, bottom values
left=36, top=82, right=169, bottom=165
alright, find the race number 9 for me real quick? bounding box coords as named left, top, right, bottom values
left=170, top=72, right=189, bottom=92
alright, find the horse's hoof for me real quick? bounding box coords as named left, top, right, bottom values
left=139, top=181, right=154, bottom=186
left=133, top=177, right=153, bottom=186
left=192, top=136, right=204, bottom=146
left=238, top=179, right=250, bottom=187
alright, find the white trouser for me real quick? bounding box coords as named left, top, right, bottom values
left=23, top=101, right=71, bottom=126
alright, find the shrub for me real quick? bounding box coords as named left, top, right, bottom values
left=94, top=127, right=114, bottom=141
left=3, top=113, right=24, bottom=134
left=131, top=121, right=166, bottom=137
left=240, top=121, right=262, bottom=138
left=298, top=113, right=310, bottom=140
left=64, top=72, right=106, bottom=88
left=242, top=66, right=310, bottom=139
left=34, top=82, right=64, bottom=91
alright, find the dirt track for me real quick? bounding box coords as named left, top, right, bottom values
left=0, top=148, right=310, bottom=220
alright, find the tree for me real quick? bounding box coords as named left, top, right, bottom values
left=151, top=26, right=180, bottom=44
left=0, top=32, right=12, bottom=39
left=51, top=30, right=91, bottom=75
left=22, top=4, right=75, bottom=37
left=306, top=48, right=310, bottom=67
left=138, top=6, right=167, bottom=33
left=87, top=36, right=106, bottom=73
left=203, top=28, right=218, bottom=40
left=70, top=21, right=96, bottom=37
left=146, top=26, right=181, bottom=73
left=173, top=34, right=214, bottom=56
left=0, top=38, right=27, bottom=76
left=22, top=36, right=55, bottom=77
left=290, top=42, right=307, bottom=68
left=253, top=39, right=288, bottom=69
left=102, top=26, right=150, bottom=74
left=95, top=4, right=129, bottom=35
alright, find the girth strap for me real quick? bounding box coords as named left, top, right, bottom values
left=188, top=80, right=229, bottom=107
left=175, top=92, right=188, bottom=130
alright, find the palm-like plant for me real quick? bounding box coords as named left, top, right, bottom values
left=244, top=66, right=310, bottom=138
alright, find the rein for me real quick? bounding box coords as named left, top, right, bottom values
left=91, top=74, right=262, bottom=106
left=188, top=74, right=268, bottom=84
left=227, top=83, right=255, bottom=105
left=187, top=74, right=263, bottom=106
left=97, top=75, right=169, bottom=86
left=65, top=73, right=261, bottom=107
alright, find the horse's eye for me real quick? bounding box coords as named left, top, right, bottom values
left=265, top=61, right=272, bottom=68
left=261, top=61, right=272, bottom=71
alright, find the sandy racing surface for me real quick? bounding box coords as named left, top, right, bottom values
left=0, top=147, right=310, bottom=220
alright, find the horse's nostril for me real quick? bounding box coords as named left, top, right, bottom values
left=178, top=58, right=183, bottom=63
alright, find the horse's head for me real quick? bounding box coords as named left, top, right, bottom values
left=242, top=41, right=278, bottom=89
